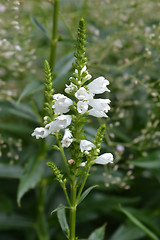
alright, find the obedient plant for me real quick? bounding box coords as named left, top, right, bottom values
left=32, top=19, right=113, bottom=240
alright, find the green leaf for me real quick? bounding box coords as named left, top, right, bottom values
left=88, top=224, right=106, bottom=240
left=77, top=185, right=98, bottom=205
left=51, top=204, right=67, bottom=215
left=17, top=157, right=45, bottom=205
left=0, top=163, right=23, bottom=179
left=129, top=151, right=160, bottom=169
left=0, top=213, right=34, bottom=230
left=109, top=224, right=145, bottom=240
left=30, top=15, right=49, bottom=38
left=119, top=206, right=159, bottom=240
left=17, top=81, right=44, bottom=103
left=57, top=206, right=69, bottom=238
left=0, top=123, right=33, bottom=134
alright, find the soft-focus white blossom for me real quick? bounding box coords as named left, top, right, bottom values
left=77, top=101, right=88, bottom=114
left=61, top=129, right=73, bottom=148
left=32, top=127, right=49, bottom=139
left=52, top=94, right=73, bottom=114
left=94, top=153, right=113, bottom=165
left=80, top=140, right=96, bottom=152
left=65, top=82, right=77, bottom=94
left=75, top=87, right=93, bottom=101
left=88, top=76, right=110, bottom=94
left=46, top=115, right=72, bottom=134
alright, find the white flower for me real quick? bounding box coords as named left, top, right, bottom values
left=61, top=129, right=73, bottom=148
left=46, top=115, right=72, bottom=134
left=32, top=127, right=49, bottom=139
left=88, top=76, right=110, bottom=94
left=75, top=87, right=93, bottom=101
left=52, top=94, right=73, bottom=114
left=89, top=99, right=110, bottom=112
left=65, top=82, right=77, bottom=94
left=77, top=101, right=88, bottom=114
left=80, top=140, right=96, bottom=152
left=88, top=109, right=108, bottom=118
left=94, top=153, right=113, bottom=165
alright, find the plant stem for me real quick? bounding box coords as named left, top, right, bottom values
left=36, top=183, right=50, bottom=240
left=49, top=0, right=60, bottom=70
left=69, top=179, right=77, bottom=240
left=77, top=166, right=90, bottom=202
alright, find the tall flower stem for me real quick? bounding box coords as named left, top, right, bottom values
left=49, top=0, right=60, bottom=70
left=69, top=178, right=77, bottom=240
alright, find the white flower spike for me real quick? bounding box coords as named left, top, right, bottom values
left=94, top=153, right=113, bottom=165
left=61, top=129, right=73, bottom=148
left=52, top=94, right=73, bottom=114
left=32, top=127, right=49, bottom=139
left=80, top=140, right=96, bottom=152
left=75, top=87, right=93, bottom=101
left=77, top=101, right=88, bottom=114
left=88, top=76, right=110, bottom=94
left=46, top=115, right=72, bottom=134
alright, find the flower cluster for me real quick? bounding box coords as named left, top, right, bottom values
left=32, top=64, right=113, bottom=165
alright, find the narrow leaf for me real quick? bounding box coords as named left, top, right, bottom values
left=119, top=206, right=159, bottom=240
left=78, top=185, right=98, bottom=205
left=17, top=81, right=43, bottom=103
left=89, top=224, right=106, bottom=240
left=129, top=151, right=160, bottom=169
left=30, top=15, right=49, bottom=38
left=0, top=163, right=23, bottom=179
left=51, top=204, right=67, bottom=215
left=57, top=207, right=69, bottom=238
left=17, top=157, right=44, bottom=205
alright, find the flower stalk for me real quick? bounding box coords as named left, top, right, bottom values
left=49, top=0, right=60, bottom=70
left=32, top=18, right=114, bottom=240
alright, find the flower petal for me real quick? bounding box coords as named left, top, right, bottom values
left=94, top=153, right=113, bottom=165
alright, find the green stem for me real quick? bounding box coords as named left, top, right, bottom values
left=56, top=135, right=70, bottom=179
left=69, top=179, right=77, bottom=240
left=77, top=165, right=90, bottom=202
left=36, top=183, right=50, bottom=240
left=49, top=0, right=60, bottom=70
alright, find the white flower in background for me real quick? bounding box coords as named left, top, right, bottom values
left=65, top=82, right=77, bottom=94
left=0, top=4, right=6, bottom=12
left=61, top=129, right=73, bottom=148
left=80, top=140, right=96, bottom=152
left=88, top=108, right=108, bottom=118
left=87, top=76, right=110, bottom=94
left=32, top=127, right=49, bottom=139
left=94, top=153, right=113, bottom=165
left=46, top=115, right=72, bottom=134
left=52, top=94, right=73, bottom=114
left=77, top=101, right=88, bottom=114
left=75, top=87, right=93, bottom=101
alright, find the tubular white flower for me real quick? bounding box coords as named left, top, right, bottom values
left=32, top=127, right=49, bottom=139
left=65, top=82, right=77, bottom=94
left=61, top=129, right=73, bottom=148
left=88, top=109, right=108, bottom=118
left=53, top=93, right=65, bottom=100
left=77, top=101, right=88, bottom=114
left=89, top=99, right=110, bottom=112
left=94, top=153, right=113, bottom=165
left=80, top=140, right=96, bottom=152
left=52, top=95, right=73, bottom=114
left=46, top=115, right=72, bottom=134
left=88, top=76, right=110, bottom=94
left=75, top=87, right=93, bottom=101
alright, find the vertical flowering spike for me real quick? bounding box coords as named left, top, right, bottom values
left=44, top=60, right=55, bottom=123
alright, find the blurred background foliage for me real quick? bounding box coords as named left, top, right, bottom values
left=0, top=0, right=160, bottom=239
